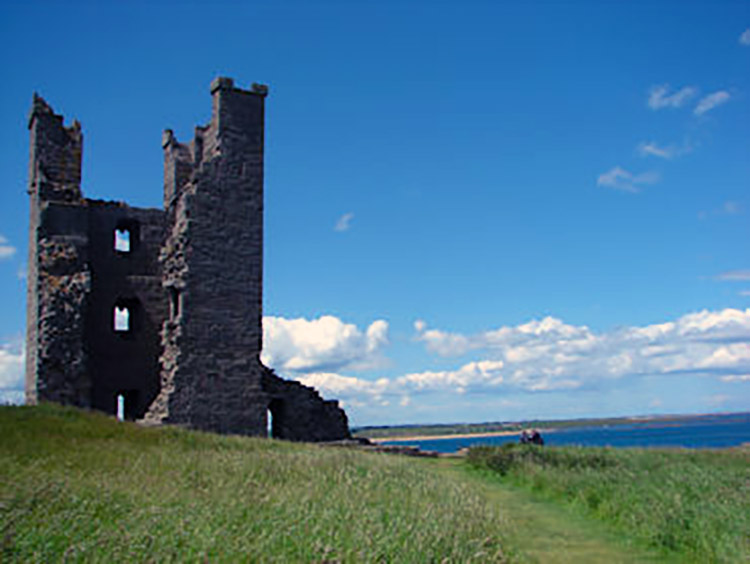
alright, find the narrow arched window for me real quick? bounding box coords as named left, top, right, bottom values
left=113, top=298, right=139, bottom=335
left=114, top=219, right=140, bottom=254
left=114, top=228, right=131, bottom=252
left=114, top=305, right=130, bottom=332
left=168, top=286, right=181, bottom=320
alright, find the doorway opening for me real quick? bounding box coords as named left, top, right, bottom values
left=267, top=399, right=284, bottom=438
left=115, top=390, right=140, bottom=421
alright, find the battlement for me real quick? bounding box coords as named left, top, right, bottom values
left=210, top=76, right=269, bottom=97
left=27, top=95, right=83, bottom=204
left=161, top=78, right=269, bottom=208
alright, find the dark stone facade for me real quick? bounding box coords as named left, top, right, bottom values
left=25, top=78, right=350, bottom=441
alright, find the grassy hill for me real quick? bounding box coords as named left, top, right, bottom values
left=3, top=405, right=748, bottom=562
left=1, top=404, right=511, bottom=562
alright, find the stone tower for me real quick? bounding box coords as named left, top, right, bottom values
left=25, top=94, right=88, bottom=406
left=25, top=78, right=350, bottom=441
left=143, top=78, right=269, bottom=433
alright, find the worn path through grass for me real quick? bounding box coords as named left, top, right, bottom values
left=429, top=458, right=676, bottom=564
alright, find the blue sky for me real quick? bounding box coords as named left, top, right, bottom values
left=1, top=1, right=749, bottom=425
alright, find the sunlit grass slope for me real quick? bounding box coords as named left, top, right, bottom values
left=1, top=404, right=511, bottom=562
left=467, top=444, right=750, bottom=563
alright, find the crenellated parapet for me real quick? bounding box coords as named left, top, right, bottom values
left=27, top=94, right=83, bottom=204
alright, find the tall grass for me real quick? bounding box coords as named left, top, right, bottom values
left=467, top=443, right=750, bottom=562
left=1, top=404, right=512, bottom=562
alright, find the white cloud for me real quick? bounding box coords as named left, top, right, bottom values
left=415, top=327, right=472, bottom=356
left=411, top=309, right=750, bottom=392
left=397, top=360, right=506, bottom=391
left=0, top=341, right=24, bottom=404
left=694, top=91, right=730, bottom=116
left=597, top=166, right=659, bottom=193
left=648, top=84, right=697, bottom=110
left=700, top=201, right=743, bottom=220
left=334, top=212, right=354, bottom=232
left=0, top=234, right=17, bottom=259
left=716, top=270, right=750, bottom=282
left=298, top=372, right=390, bottom=398
left=262, top=315, right=388, bottom=373
left=266, top=309, right=750, bottom=421
left=636, top=140, right=692, bottom=160
left=721, top=374, right=750, bottom=382
left=739, top=29, right=750, bottom=45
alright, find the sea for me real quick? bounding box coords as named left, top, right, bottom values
left=380, top=412, right=750, bottom=454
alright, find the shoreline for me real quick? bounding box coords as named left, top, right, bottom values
left=368, top=429, right=537, bottom=443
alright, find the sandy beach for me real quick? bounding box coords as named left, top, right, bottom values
left=368, top=429, right=522, bottom=443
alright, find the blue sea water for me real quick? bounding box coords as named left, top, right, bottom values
left=381, top=412, right=750, bottom=454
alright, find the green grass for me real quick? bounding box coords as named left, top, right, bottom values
left=467, top=443, right=750, bottom=563
left=1, top=404, right=512, bottom=562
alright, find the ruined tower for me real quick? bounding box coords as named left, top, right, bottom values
left=25, top=78, right=350, bottom=441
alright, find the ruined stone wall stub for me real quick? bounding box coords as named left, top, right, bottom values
left=27, top=79, right=351, bottom=441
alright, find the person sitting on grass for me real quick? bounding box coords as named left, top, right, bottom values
left=520, top=429, right=544, bottom=446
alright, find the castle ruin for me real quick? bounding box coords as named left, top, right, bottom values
left=24, top=77, right=350, bottom=441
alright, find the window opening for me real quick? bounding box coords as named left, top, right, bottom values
left=169, top=287, right=181, bottom=320
left=114, top=228, right=131, bottom=252
left=117, top=394, right=125, bottom=421
left=267, top=408, right=273, bottom=437
left=114, top=306, right=130, bottom=332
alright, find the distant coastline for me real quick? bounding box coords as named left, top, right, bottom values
left=355, top=411, right=750, bottom=442
left=370, top=429, right=521, bottom=443
left=367, top=412, right=750, bottom=453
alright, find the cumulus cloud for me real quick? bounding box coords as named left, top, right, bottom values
left=0, top=341, right=24, bottom=404
left=597, top=166, right=660, bottom=193
left=334, top=212, right=354, bottom=232
left=412, top=309, right=750, bottom=391
left=397, top=360, right=506, bottom=393
left=295, top=308, right=750, bottom=415
left=299, top=372, right=391, bottom=401
left=261, top=309, right=750, bottom=421
left=0, top=234, right=16, bottom=259
left=739, top=29, right=750, bottom=46
left=262, top=315, right=388, bottom=373
left=648, top=84, right=696, bottom=110
left=694, top=91, right=731, bottom=116
left=263, top=310, right=750, bottom=420
left=415, top=327, right=472, bottom=356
